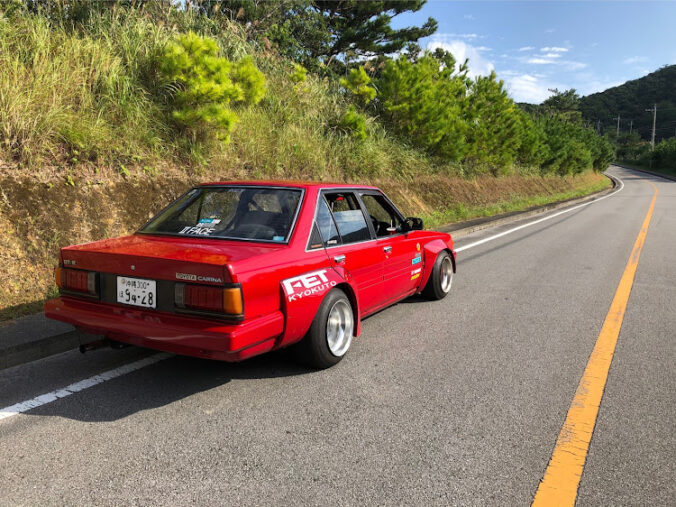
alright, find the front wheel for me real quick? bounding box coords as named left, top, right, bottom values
left=422, top=251, right=454, bottom=300
left=297, top=288, right=355, bottom=369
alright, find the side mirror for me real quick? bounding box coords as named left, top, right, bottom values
left=386, top=226, right=397, bottom=235
left=404, top=217, right=424, bottom=231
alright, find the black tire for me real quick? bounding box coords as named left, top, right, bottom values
left=296, top=288, right=354, bottom=369
left=422, top=251, right=454, bottom=300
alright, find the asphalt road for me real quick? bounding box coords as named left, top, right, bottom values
left=0, top=166, right=673, bottom=506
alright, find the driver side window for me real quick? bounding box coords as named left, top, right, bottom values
left=360, top=193, right=404, bottom=237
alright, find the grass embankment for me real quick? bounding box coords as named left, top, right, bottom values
left=0, top=9, right=610, bottom=321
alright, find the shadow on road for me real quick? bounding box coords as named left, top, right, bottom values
left=26, top=347, right=315, bottom=423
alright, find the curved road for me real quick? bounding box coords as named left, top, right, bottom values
left=0, top=166, right=673, bottom=505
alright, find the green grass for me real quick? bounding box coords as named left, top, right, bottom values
left=421, top=177, right=611, bottom=229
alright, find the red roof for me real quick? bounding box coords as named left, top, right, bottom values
left=199, top=180, right=379, bottom=190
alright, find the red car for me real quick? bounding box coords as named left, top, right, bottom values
left=45, top=182, right=456, bottom=368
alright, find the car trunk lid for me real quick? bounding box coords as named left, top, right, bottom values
left=60, top=234, right=285, bottom=284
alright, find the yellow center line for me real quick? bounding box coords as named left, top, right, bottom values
left=532, top=181, right=658, bottom=507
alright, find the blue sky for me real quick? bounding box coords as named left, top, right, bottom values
left=393, top=1, right=676, bottom=103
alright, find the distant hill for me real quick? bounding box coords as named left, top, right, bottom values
left=580, top=65, right=676, bottom=142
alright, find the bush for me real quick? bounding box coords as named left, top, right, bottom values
left=653, top=138, right=676, bottom=168
left=337, top=105, right=367, bottom=140
left=158, top=31, right=265, bottom=142
left=340, top=66, right=376, bottom=104
left=290, top=63, right=307, bottom=84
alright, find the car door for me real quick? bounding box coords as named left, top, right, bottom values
left=359, top=191, right=421, bottom=302
left=311, top=191, right=385, bottom=314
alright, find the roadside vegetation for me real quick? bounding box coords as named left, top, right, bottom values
left=0, top=1, right=613, bottom=319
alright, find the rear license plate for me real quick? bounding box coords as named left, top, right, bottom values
left=116, top=276, right=156, bottom=309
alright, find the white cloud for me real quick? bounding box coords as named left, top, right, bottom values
left=545, top=28, right=556, bottom=33
left=541, top=47, right=568, bottom=53
left=426, top=39, right=494, bottom=78
left=504, top=74, right=553, bottom=103
left=623, top=56, right=648, bottom=64
left=527, top=58, right=554, bottom=65
left=542, top=52, right=563, bottom=59
left=433, top=32, right=484, bottom=41
left=518, top=46, right=535, bottom=52
left=564, top=61, right=587, bottom=70
left=475, top=46, right=492, bottom=52
left=463, top=14, right=475, bottom=20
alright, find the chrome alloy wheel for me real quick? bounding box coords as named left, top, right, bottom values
left=326, top=299, right=354, bottom=357
left=440, top=256, right=453, bottom=293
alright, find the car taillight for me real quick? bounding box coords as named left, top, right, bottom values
left=56, top=267, right=98, bottom=296
left=174, top=284, right=243, bottom=316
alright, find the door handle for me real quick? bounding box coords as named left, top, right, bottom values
left=334, top=254, right=346, bottom=264
left=383, top=246, right=393, bottom=253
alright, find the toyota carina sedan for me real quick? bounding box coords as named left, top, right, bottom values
left=45, top=182, right=456, bottom=368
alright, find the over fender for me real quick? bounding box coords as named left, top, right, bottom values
left=276, top=267, right=360, bottom=348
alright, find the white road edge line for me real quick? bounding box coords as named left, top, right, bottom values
left=0, top=353, right=172, bottom=421
left=455, top=173, right=624, bottom=253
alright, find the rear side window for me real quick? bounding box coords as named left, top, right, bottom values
left=316, top=197, right=340, bottom=246
left=324, top=192, right=371, bottom=244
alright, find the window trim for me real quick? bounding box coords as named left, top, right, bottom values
left=306, top=188, right=381, bottom=251
left=136, top=185, right=305, bottom=245
left=357, top=190, right=409, bottom=239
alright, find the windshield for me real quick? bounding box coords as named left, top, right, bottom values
left=139, top=186, right=303, bottom=242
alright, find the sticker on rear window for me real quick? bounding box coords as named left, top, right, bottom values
left=273, top=236, right=285, bottom=242
left=179, top=226, right=214, bottom=236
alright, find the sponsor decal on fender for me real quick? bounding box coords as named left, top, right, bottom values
left=283, top=269, right=336, bottom=302
left=412, top=254, right=422, bottom=265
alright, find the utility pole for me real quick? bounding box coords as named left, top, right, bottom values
left=596, top=119, right=601, bottom=134
left=614, top=114, right=621, bottom=137
left=629, top=120, right=633, bottom=135
left=645, top=104, right=657, bottom=151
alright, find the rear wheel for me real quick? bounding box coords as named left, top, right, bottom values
left=297, top=288, right=354, bottom=369
left=422, top=251, right=453, bottom=300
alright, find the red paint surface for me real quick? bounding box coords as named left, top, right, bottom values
left=45, top=182, right=455, bottom=362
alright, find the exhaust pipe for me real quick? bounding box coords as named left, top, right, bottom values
left=79, top=338, right=109, bottom=354
left=79, top=338, right=131, bottom=353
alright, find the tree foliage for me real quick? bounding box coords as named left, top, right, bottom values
left=158, top=31, right=265, bottom=141
left=377, top=50, right=468, bottom=161
left=196, top=0, right=436, bottom=71
left=464, top=72, right=522, bottom=171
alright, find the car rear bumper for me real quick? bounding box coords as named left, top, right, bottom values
left=44, top=296, right=284, bottom=362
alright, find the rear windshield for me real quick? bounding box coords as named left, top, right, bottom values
left=139, top=186, right=303, bottom=242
